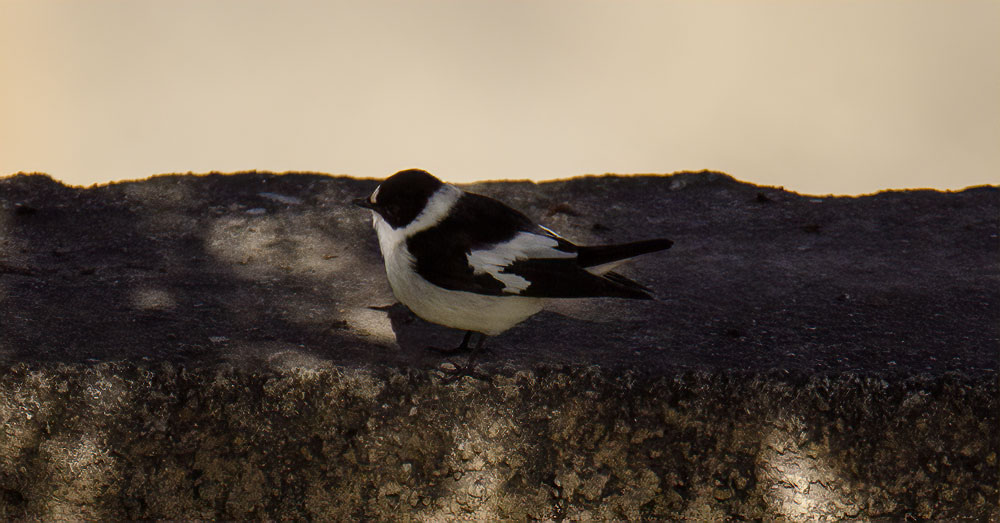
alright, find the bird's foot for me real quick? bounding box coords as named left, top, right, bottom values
left=438, top=361, right=490, bottom=383
left=428, top=331, right=491, bottom=382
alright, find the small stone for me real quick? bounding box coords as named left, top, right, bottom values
left=259, top=192, right=303, bottom=205
left=713, top=488, right=732, bottom=500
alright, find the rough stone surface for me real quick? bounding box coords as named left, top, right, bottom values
left=0, top=171, right=996, bottom=519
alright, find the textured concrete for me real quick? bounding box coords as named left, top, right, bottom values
left=0, top=171, right=996, bottom=519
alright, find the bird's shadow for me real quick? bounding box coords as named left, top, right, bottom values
left=368, top=301, right=642, bottom=369
left=367, top=303, right=475, bottom=364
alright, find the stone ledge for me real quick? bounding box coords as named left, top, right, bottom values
left=0, top=172, right=996, bottom=518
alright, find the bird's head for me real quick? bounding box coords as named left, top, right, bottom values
left=353, top=168, right=445, bottom=229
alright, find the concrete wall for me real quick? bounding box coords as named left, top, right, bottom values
left=0, top=172, right=996, bottom=518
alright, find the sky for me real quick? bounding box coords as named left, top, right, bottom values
left=0, top=0, right=997, bottom=195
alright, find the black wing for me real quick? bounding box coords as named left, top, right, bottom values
left=406, top=192, right=575, bottom=295
left=407, top=192, right=669, bottom=299
left=504, top=259, right=655, bottom=299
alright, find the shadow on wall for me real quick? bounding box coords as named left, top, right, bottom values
left=0, top=172, right=411, bottom=368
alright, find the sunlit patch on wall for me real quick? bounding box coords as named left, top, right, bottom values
left=0, top=375, right=58, bottom=468
left=39, top=434, right=118, bottom=520
left=421, top=414, right=508, bottom=519
left=342, top=307, right=398, bottom=347
left=130, top=286, right=176, bottom=310
left=266, top=347, right=332, bottom=375
left=204, top=214, right=357, bottom=281
left=32, top=368, right=132, bottom=520
left=759, top=424, right=859, bottom=519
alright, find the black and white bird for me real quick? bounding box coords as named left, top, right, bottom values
left=353, top=168, right=672, bottom=357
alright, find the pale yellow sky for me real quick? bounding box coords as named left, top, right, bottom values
left=1, top=0, right=997, bottom=195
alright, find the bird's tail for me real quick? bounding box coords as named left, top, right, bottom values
left=602, top=271, right=655, bottom=298
left=576, top=238, right=673, bottom=270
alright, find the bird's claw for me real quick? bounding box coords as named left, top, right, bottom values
left=438, top=362, right=489, bottom=383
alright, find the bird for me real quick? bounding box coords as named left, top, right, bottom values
left=353, top=168, right=672, bottom=361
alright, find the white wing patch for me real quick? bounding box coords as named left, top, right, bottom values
left=467, top=231, right=575, bottom=294
left=538, top=224, right=567, bottom=241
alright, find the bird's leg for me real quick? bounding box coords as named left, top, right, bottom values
left=462, top=333, right=486, bottom=365
left=459, top=331, right=475, bottom=351
left=425, top=330, right=475, bottom=355
left=441, top=333, right=490, bottom=382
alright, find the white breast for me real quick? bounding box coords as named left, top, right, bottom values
left=369, top=186, right=544, bottom=336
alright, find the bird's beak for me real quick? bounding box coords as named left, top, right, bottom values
left=352, top=197, right=375, bottom=210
